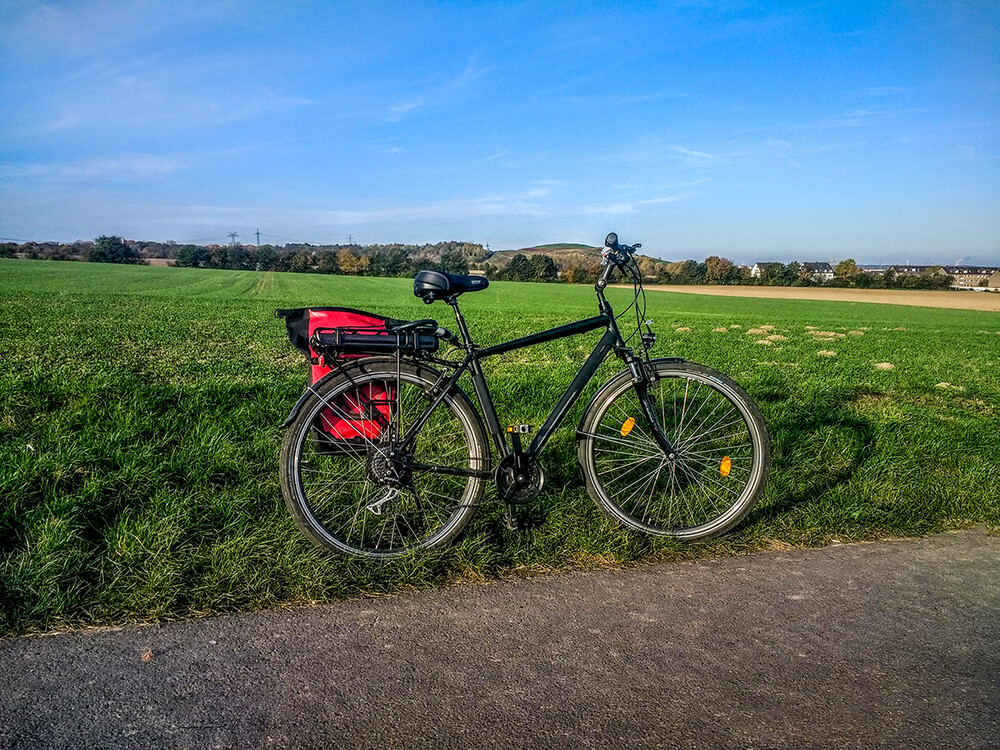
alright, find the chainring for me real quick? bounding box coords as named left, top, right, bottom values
left=495, top=454, right=544, bottom=504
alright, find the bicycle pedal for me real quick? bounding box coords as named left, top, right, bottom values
left=506, top=424, right=533, bottom=434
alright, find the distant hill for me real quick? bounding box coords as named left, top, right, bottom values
left=478, top=242, right=669, bottom=279
left=484, top=243, right=601, bottom=269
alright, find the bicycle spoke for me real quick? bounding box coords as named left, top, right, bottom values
left=286, top=364, right=484, bottom=557
left=584, top=363, right=768, bottom=539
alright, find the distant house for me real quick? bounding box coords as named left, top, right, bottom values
left=801, top=261, right=834, bottom=283
left=858, top=264, right=889, bottom=276
left=943, top=266, right=1000, bottom=289
left=890, top=264, right=940, bottom=276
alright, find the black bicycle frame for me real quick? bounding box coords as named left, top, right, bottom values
left=307, top=259, right=678, bottom=479
left=395, top=297, right=641, bottom=466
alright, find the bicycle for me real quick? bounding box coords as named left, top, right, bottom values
left=279, top=233, right=770, bottom=558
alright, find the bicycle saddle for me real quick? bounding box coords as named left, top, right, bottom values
left=413, top=270, right=489, bottom=303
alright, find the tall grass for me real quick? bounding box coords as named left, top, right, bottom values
left=1, top=260, right=998, bottom=635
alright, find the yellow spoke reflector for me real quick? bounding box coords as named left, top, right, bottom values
left=720, top=456, right=732, bottom=477
left=620, top=417, right=636, bottom=437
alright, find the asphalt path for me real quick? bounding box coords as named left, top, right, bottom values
left=2, top=528, right=997, bottom=750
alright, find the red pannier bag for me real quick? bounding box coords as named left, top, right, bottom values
left=277, top=307, right=405, bottom=444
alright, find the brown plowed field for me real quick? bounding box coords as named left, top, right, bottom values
left=638, top=284, right=1000, bottom=312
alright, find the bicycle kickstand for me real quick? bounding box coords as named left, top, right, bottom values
left=504, top=503, right=522, bottom=531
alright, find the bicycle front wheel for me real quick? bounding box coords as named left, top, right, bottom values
left=578, top=360, right=770, bottom=541
left=280, top=358, right=489, bottom=558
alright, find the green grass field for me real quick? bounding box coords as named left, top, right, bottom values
left=2, top=259, right=998, bottom=636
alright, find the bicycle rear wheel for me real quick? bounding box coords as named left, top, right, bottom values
left=280, top=358, right=488, bottom=558
left=578, top=360, right=769, bottom=541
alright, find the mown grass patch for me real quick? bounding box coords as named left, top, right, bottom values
left=1, top=260, right=998, bottom=635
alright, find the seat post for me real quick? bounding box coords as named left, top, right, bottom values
left=447, top=298, right=475, bottom=349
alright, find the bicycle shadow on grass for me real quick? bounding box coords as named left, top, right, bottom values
left=743, top=390, right=877, bottom=527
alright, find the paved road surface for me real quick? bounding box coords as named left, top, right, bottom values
left=2, top=529, right=998, bottom=749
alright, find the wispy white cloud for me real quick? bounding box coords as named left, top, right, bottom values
left=0, top=0, right=235, bottom=59
left=0, top=147, right=251, bottom=182
left=1, top=3, right=319, bottom=141
left=386, top=58, right=487, bottom=122
left=140, top=188, right=553, bottom=232
left=0, top=155, right=191, bottom=181
left=579, top=191, right=703, bottom=216
left=614, top=140, right=727, bottom=168
left=850, top=86, right=907, bottom=98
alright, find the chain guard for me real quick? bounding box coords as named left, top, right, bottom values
left=496, top=454, right=544, bottom=504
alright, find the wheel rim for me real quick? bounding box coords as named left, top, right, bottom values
left=293, top=370, right=483, bottom=556
left=588, top=370, right=762, bottom=537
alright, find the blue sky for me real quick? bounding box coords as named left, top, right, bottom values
left=1, top=1, right=998, bottom=264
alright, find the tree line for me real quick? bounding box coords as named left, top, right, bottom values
left=3, top=237, right=959, bottom=289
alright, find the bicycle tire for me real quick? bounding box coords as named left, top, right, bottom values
left=280, top=357, right=489, bottom=558
left=577, top=360, right=770, bottom=541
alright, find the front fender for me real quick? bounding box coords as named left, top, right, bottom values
left=574, top=356, right=684, bottom=443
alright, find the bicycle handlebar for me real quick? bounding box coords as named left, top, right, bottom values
left=604, top=232, right=641, bottom=259
left=596, top=231, right=641, bottom=295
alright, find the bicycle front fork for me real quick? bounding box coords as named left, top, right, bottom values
left=633, top=381, right=681, bottom=459
left=625, top=355, right=682, bottom=459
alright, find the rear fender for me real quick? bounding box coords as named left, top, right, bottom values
left=281, top=369, right=344, bottom=429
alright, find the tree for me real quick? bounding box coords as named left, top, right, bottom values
left=254, top=245, right=280, bottom=271
left=414, top=257, right=442, bottom=272
left=529, top=253, right=558, bottom=282
left=207, top=246, right=232, bottom=269
left=667, top=260, right=706, bottom=285
left=337, top=249, right=364, bottom=274
left=924, top=266, right=953, bottom=290
left=704, top=256, right=737, bottom=284
left=369, top=248, right=411, bottom=278
left=440, top=250, right=470, bottom=276
left=834, top=259, right=861, bottom=284
left=175, top=244, right=209, bottom=268
left=0, top=243, right=17, bottom=259
left=504, top=254, right=534, bottom=282
left=227, top=245, right=252, bottom=270
left=315, top=251, right=340, bottom=275
left=88, top=235, right=141, bottom=264
left=753, top=262, right=787, bottom=286
left=289, top=250, right=314, bottom=273
left=786, top=261, right=809, bottom=286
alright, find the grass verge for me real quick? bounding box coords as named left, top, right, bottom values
left=1, top=260, right=998, bottom=636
